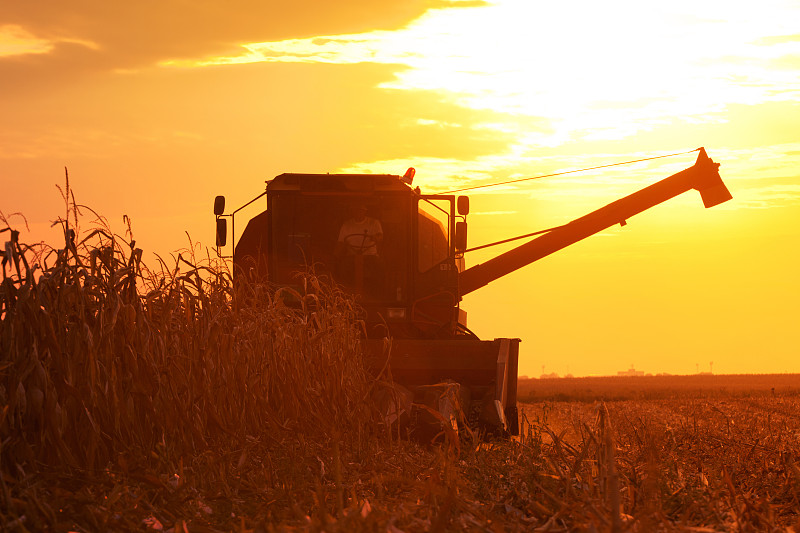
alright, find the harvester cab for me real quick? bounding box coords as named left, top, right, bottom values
left=219, top=171, right=470, bottom=340
left=214, top=148, right=732, bottom=438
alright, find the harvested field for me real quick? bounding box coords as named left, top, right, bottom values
left=518, top=374, right=800, bottom=402
left=518, top=395, right=800, bottom=531
left=3, top=197, right=800, bottom=531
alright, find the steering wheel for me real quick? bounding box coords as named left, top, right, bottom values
left=342, top=233, right=377, bottom=255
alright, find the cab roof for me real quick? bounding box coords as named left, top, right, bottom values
left=267, top=173, right=413, bottom=193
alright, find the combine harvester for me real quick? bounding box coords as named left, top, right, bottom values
left=213, top=148, right=731, bottom=437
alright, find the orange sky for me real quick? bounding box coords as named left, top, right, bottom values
left=2, top=0, right=799, bottom=377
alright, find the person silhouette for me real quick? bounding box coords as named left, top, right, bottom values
left=335, top=204, right=384, bottom=295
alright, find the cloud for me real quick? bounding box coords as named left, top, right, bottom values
left=171, top=0, right=800, bottom=153
left=340, top=145, right=711, bottom=197
left=471, top=210, right=517, bottom=216
left=1, top=1, right=452, bottom=68
left=3, top=0, right=799, bottom=213
left=0, top=25, right=55, bottom=57
left=755, top=33, right=800, bottom=46
left=719, top=184, right=800, bottom=210
left=771, top=54, right=800, bottom=71
left=0, top=1, right=457, bottom=101
left=0, top=41, right=117, bottom=99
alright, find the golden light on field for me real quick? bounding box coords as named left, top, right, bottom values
left=2, top=0, right=799, bottom=377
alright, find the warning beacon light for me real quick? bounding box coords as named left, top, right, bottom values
left=402, top=167, right=415, bottom=185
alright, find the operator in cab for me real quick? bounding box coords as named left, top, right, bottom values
left=335, top=203, right=384, bottom=296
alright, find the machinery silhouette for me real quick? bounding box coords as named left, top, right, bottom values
left=214, top=149, right=731, bottom=436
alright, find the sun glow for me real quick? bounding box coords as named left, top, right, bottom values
left=173, top=0, right=800, bottom=142
left=157, top=0, right=800, bottom=204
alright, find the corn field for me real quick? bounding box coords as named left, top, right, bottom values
left=2, top=184, right=800, bottom=531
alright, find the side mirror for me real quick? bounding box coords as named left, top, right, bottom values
left=216, top=218, right=227, bottom=247
left=214, top=195, right=226, bottom=216
left=455, top=221, right=467, bottom=252
left=457, top=196, right=469, bottom=216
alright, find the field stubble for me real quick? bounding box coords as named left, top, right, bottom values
left=518, top=395, right=800, bottom=531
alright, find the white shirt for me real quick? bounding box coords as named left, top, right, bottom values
left=338, top=217, right=383, bottom=256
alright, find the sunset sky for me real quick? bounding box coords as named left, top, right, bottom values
left=2, top=0, right=799, bottom=377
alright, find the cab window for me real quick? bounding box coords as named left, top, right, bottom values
left=417, top=198, right=450, bottom=272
